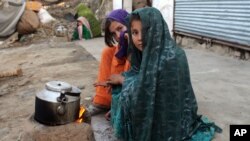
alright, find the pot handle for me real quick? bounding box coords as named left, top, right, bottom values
left=64, top=86, right=81, bottom=97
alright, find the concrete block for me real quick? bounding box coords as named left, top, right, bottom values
left=234, top=50, right=241, bottom=57
left=91, top=114, right=120, bottom=141
left=244, top=52, right=250, bottom=60
left=176, top=36, right=182, bottom=45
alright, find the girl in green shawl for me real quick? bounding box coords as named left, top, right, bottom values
left=71, top=16, right=93, bottom=41
left=108, top=7, right=221, bottom=141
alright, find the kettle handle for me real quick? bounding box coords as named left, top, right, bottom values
left=64, top=86, right=81, bottom=97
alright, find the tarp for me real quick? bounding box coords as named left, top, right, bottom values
left=0, top=1, right=25, bottom=37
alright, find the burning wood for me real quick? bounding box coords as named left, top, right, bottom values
left=76, top=106, right=86, bottom=123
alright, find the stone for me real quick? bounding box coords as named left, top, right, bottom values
left=21, top=123, right=94, bottom=141
left=84, top=97, right=92, bottom=101
left=234, top=50, right=241, bottom=57
left=175, top=36, right=182, bottom=45
left=228, top=47, right=234, bottom=56
left=0, top=89, right=9, bottom=96
left=19, top=88, right=36, bottom=99
left=18, top=79, right=30, bottom=86
left=0, top=127, right=9, bottom=139
left=78, top=84, right=85, bottom=90
left=225, top=46, right=230, bottom=54
left=0, top=84, right=10, bottom=89
left=209, top=44, right=227, bottom=55
left=40, top=77, right=51, bottom=83
left=200, top=43, right=206, bottom=49
left=245, top=52, right=250, bottom=60
left=0, top=84, right=10, bottom=96
left=91, top=114, right=118, bottom=141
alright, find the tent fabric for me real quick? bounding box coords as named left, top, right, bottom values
left=0, top=1, right=25, bottom=37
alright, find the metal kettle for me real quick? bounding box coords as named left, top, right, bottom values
left=34, top=81, right=81, bottom=125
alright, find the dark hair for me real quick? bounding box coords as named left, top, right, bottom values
left=130, top=13, right=141, bottom=26
left=147, top=0, right=152, bottom=7
left=129, top=13, right=141, bottom=50
left=104, top=18, right=116, bottom=47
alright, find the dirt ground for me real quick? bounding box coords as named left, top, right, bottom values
left=0, top=1, right=104, bottom=140
left=0, top=0, right=82, bottom=49
left=0, top=41, right=98, bottom=141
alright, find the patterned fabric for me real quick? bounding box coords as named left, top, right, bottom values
left=115, top=30, right=128, bottom=59
left=111, top=7, right=221, bottom=141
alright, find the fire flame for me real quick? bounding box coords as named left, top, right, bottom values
left=76, top=106, right=86, bottom=123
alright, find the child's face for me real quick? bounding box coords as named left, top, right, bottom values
left=131, top=20, right=143, bottom=51
left=109, top=21, right=127, bottom=42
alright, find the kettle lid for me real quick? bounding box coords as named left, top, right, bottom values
left=45, top=81, right=72, bottom=92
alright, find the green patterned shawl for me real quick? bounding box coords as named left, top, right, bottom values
left=111, top=7, right=221, bottom=141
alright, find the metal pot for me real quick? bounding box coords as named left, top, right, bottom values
left=34, top=81, right=81, bottom=125
left=54, top=25, right=68, bottom=37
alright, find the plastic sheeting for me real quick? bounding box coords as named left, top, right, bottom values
left=0, top=1, right=25, bottom=37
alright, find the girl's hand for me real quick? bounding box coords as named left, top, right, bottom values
left=124, top=33, right=129, bottom=40
left=124, top=33, right=129, bottom=43
left=107, top=74, right=124, bottom=85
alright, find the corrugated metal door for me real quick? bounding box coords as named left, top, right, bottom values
left=174, top=0, right=250, bottom=46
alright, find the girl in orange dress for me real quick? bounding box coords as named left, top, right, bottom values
left=88, top=9, right=130, bottom=116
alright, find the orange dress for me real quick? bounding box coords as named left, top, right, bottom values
left=93, top=46, right=130, bottom=108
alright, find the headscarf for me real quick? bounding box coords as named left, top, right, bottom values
left=115, top=7, right=220, bottom=141
left=107, top=9, right=128, bottom=25
left=107, top=9, right=129, bottom=59
left=77, top=16, right=93, bottom=38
